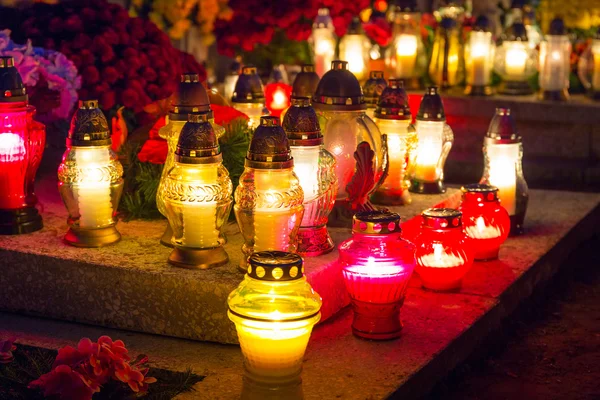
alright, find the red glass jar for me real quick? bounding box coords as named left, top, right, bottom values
left=0, top=56, right=45, bottom=235
left=459, top=183, right=510, bottom=260
left=414, top=208, right=474, bottom=291
left=339, top=211, right=416, bottom=340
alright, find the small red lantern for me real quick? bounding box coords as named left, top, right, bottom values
left=0, top=56, right=45, bottom=235
left=339, top=211, right=416, bottom=340
left=414, top=208, right=474, bottom=291
left=264, top=82, right=292, bottom=118
left=459, top=183, right=510, bottom=260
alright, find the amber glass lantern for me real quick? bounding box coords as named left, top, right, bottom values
left=429, top=16, right=464, bottom=89
left=232, top=66, right=266, bottom=129
left=385, top=4, right=427, bottom=90
left=578, top=28, right=600, bottom=99
left=163, top=113, right=232, bottom=269
left=282, top=97, right=337, bottom=256
left=339, top=17, right=372, bottom=82
left=539, top=18, right=571, bottom=101
left=371, top=79, right=417, bottom=206
left=494, top=22, right=538, bottom=95
left=0, top=56, right=45, bottom=235
left=362, top=71, right=387, bottom=120
left=228, top=251, right=322, bottom=385
left=464, top=16, right=495, bottom=96
left=410, top=87, right=453, bottom=194
left=234, top=116, right=304, bottom=271
left=312, top=61, right=385, bottom=225
left=480, top=108, right=528, bottom=235
left=58, top=100, right=123, bottom=247
left=310, top=8, right=337, bottom=78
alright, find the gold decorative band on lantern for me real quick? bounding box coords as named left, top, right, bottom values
left=79, top=100, right=99, bottom=109
left=181, top=73, right=200, bottom=83
left=352, top=211, right=402, bottom=235
left=246, top=251, right=304, bottom=281
left=0, top=56, right=15, bottom=68
left=461, top=183, right=500, bottom=202
left=301, top=64, right=316, bottom=73
left=242, top=66, right=257, bottom=75
left=421, top=208, right=462, bottom=229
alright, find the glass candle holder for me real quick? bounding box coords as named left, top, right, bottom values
left=414, top=208, right=474, bottom=291
left=429, top=16, right=464, bottom=89
left=234, top=116, right=304, bottom=271
left=339, top=211, right=416, bottom=340
left=312, top=60, right=384, bottom=225
left=459, top=183, right=510, bottom=261
left=58, top=100, right=123, bottom=247
left=282, top=97, right=337, bottom=256
left=464, top=16, right=495, bottom=96
left=371, top=79, right=417, bottom=205
left=0, top=56, right=45, bottom=235
left=339, top=17, right=372, bottom=82
left=577, top=28, right=600, bottom=99
left=228, top=251, right=322, bottom=385
left=494, top=22, right=538, bottom=95
left=410, top=87, right=453, bottom=194
left=310, top=8, right=337, bottom=78
left=539, top=18, right=571, bottom=101
left=480, top=108, right=528, bottom=236
left=163, top=113, right=232, bottom=269
left=232, top=66, right=266, bottom=129
left=362, top=71, right=387, bottom=120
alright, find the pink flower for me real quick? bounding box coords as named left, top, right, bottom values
left=29, top=365, right=99, bottom=400
left=0, top=337, right=16, bottom=364
left=114, top=361, right=156, bottom=393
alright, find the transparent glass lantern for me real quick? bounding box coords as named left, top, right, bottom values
left=339, top=17, right=372, bottom=82
left=234, top=116, right=304, bottom=271
left=480, top=108, right=528, bottom=236
left=385, top=5, right=427, bottom=90
left=577, top=30, right=600, bottom=99
left=362, top=70, right=387, bottom=120
left=494, top=22, right=538, bottom=95
left=339, top=211, right=416, bottom=340
left=282, top=97, right=337, bottom=256
left=0, top=56, right=45, bottom=235
left=58, top=100, right=123, bottom=247
left=464, top=16, right=495, bottom=96
left=371, top=79, right=417, bottom=206
left=163, top=113, right=232, bottom=269
left=310, top=8, right=337, bottom=78
left=410, top=87, right=453, bottom=194
left=538, top=18, right=571, bottom=101
left=232, top=66, right=267, bottom=129
left=429, top=16, right=464, bottom=89
left=228, top=251, right=322, bottom=385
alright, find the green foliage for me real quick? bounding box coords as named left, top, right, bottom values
left=220, top=118, right=253, bottom=197
left=241, top=30, right=312, bottom=71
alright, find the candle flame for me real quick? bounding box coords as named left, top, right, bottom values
left=476, top=216, right=486, bottom=232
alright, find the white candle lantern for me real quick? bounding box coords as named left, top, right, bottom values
left=339, top=17, right=372, bottom=82
left=577, top=29, right=600, bottom=99
left=464, top=16, right=495, bottom=96
left=480, top=108, right=529, bottom=236
left=310, top=8, right=337, bottom=78
left=494, top=22, right=538, bottom=95
left=362, top=71, right=387, bottom=120
left=538, top=18, right=571, bottom=101
left=410, top=87, right=453, bottom=194
left=231, top=66, right=267, bottom=129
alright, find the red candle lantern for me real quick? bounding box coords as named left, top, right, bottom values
left=0, top=56, right=45, bottom=235
left=339, top=211, right=416, bottom=340
left=414, top=208, right=473, bottom=291
left=459, top=183, right=510, bottom=261
left=264, top=82, right=292, bottom=118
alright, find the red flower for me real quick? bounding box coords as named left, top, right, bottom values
left=138, top=139, right=168, bottom=164
left=0, top=337, right=16, bottom=364
left=148, top=115, right=167, bottom=140
left=29, top=365, right=99, bottom=400
left=82, top=66, right=100, bottom=85
left=114, top=362, right=156, bottom=393
left=211, top=104, right=249, bottom=126
left=121, top=88, right=140, bottom=109
left=363, top=17, right=392, bottom=47
left=102, top=67, right=119, bottom=85
left=53, top=338, right=96, bottom=369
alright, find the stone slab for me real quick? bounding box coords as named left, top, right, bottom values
left=0, top=189, right=597, bottom=399
left=0, top=175, right=460, bottom=345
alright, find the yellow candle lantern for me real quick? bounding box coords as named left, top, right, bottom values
left=58, top=100, right=123, bottom=247
left=385, top=4, right=427, bottom=90
left=464, top=16, right=495, bottom=96
left=232, top=66, right=267, bottom=129
left=577, top=28, right=600, bottom=99
left=228, top=251, right=322, bottom=385
left=282, top=97, right=337, bottom=256
left=310, top=8, right=337, bottom=78
left=163, top=113, right=232, bottom=269
left=410, top=87, right=453, bottom=194
left=234, top=116, right=304, bottom=271
left=539, top=18, right=571, bottom=101
left=339, top=17, right=372, bottom=82
left=362, top=71, right=387, bottom=120
left=371, top=79, right=417, bottom=206
left=429, top=16, right=464, bottom=89
left=494, top=22, right=539, bottom=95
left=480, top=108, right=529, bottom=235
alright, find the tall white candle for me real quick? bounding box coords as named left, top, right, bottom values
left=74, top=147, right=113, bottom=228
left=487, top=143, right=519, bottom=215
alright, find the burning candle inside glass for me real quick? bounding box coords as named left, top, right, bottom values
left=465, top=16, right=495, bottom=96
left=495, top=22, right=538, bottom=95
left=538, top=18, right=571, bottom=101
left=339, top=17, right=371, bottom=82
left=310, top=8, right=337, bottom=77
